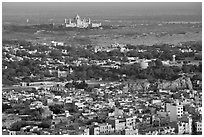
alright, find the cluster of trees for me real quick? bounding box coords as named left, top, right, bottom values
left=50, top=41, right=201, bottom=62
left=67, top=59, right=181, bottom=81
left=122, top=63, right=181, bottom=81
left=20, top=107, right=45, bottom=121
left=182, top=63, right=202, bottom=73
left=65, top=80, right=88, bottom=89
left=3, top=39, right=32, bottom=46
left=49, top=49, right=62, bottom=60
left=61, top=42, right=201, bottom=62
left=67, top=65, right=119, bottom=81
left=2, top=59, right=43, bottom=85
left=2, top=38, right=202, bottom=86
left=62, top=58, right=201, bottom=82
left=125, top=42, right=201, bottom=61
left=181, top=41, right=202, bottom=51
left=9, top=120, right=51, bottom=131
left=49, top=104, right=65, bottom=114
left=10, top=120, right=29, bottom=131
left=2, top=103, right=12, bottom=112
left=48, top=102, right=78, bottom=115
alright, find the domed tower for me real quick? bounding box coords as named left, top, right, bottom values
left=75, top=14, right=80, bottom=20
left=88, top=18, right=91, bottom=24
left=69, top=18, right=72, bottom=24
left=75, top=14, right=81, bottom=27
left=64, top=19, right=67, bottom=24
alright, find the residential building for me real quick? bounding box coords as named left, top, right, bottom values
left=125, top=115, right=137, bottom=128
left=124, top=128, right=139, bottom=135
left=177, top=114, right=192, bottom=135
left=107, top=117, right=126, bottom=131
left=89, top=125, right=100, bottom=135
left=195, top=121, right=202, bottom=133
left=166, top=101, right=184, bottom=122
left=98, top=123, right=114, bottom=134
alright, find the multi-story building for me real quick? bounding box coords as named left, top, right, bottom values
left=108, top=107, right=124, bottom=117
left=107, top=117, right=126, bottom=131
left=79, top=127, right=90, bottom=135
left=195, top=121, right=202, bottom=133
left=124, top=128, right=139, bottom=135
left=89, top=126, right=100, bottom=135
left=57, top=69, right=69, bottom=78
left=166, top=101, right=184, bottom=122
left=64, top=14, right=101, bottom=28
left=125, top=115, right=137, bottom=128
left=177, top=114, right=192, bottom=135
left=98, top=123, right=114, bottom=134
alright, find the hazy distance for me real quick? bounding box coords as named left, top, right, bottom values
left=2, top=2, right=202, bottom=24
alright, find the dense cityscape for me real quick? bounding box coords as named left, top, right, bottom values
left=2, top=2, right=202, bottom=135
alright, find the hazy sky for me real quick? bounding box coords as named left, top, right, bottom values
left=2, top=2, right=202, bottom=24
left=3, top=2, right=201, bottom=16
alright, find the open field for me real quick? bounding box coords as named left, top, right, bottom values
left=3, top=19, right=202, bottom=47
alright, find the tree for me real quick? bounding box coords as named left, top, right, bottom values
left=115, top=100, right=120, bottom=107
left=155, top=59, right=163, bottom=67
left=2, top=103, right=12, bottom=112
left=10, top=121, right=27, bottom=131
left=182, top=65, right=191, bottom=73
left=38, top=120, right=51, bottom=128
left=49, top=104, right=65, bottom=114
left=65, top=82, right=74, bottom=89
left=159, top=51, right=172, bottom=60
left=198, top=62, right=202, bottom=72
left=127, top=50, right=138, bottom=57
left=192, top=74, right=202, bottom=81
left=49, top=49, right=62, bottom=59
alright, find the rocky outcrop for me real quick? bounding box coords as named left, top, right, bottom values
left=156, top=76, right=193, bottom=90
left=127, top=79, right=151, bottom=91
left=126, top=76, right=193, bottom=91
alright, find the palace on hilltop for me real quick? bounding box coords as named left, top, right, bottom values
left=64, top=14, right=102, bottom=28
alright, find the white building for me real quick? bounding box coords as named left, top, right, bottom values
left=195, top=121, right=202, bottom=133
left=124, top=128, right=139, bottom=135
left=107, top=118, right=126, bottom=131
left=140, top=60, right=149, bottom=69
left=177, top=114, right=192, bottom=135
left=166, top=101, right=184, bottom=122
left=98, top=123, right=114, bottom=134
left=51, top=41, right=64, bottom=46
left=125, top=116, right=137, bottom=129
left=90, top=126, right=100, bottom=135
left=64, top=14, right=101, bottom=28
left=29, top=101, right=44, bottom=109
